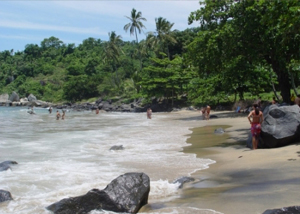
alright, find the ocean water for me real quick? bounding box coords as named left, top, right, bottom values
left=0, top=107, right=220, bottom=214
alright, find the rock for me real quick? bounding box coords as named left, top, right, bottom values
left=214, top=128, right=225, bottom=134
left=0, top=190, right=13, bottom=203
left=109, top=145, right=124, bottom=150
left=262, top=206, right=300, bottom=214
left=0, top=160, right=18, bottom=172
left=173, top=176, right=195, bottom=188
left=259, top=105, right=300, bottom=148
left=0, top=94, right=9, bottom=102
left=46, top=172, right=150, bottom=214
left=28, top=94, right=37, bottom=101
left=8, top=91, right=19, bottom=102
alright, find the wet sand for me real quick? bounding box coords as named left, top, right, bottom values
left=174, top=111, right=300, bottom=214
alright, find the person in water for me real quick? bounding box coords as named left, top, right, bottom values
left=147, top=108, right=152, bottom=119
left=96, top=108, right=99, bottom=114
left=48, top=106, right=52, bottom=114
left=61, top=110, right=65, bottom=120
left=56, top=110, right=61, bottom=120
left=247, top=103, right=264, bottom=150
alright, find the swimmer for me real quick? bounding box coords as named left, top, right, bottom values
left=147, top=108, right=152, bottom=119
left=56, top=110, right=61, bottom=120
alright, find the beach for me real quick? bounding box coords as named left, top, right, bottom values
left=169, top=110, right=300, bottom=214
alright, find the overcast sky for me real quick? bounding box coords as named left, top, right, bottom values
left=0, top=0, right=201, bottom=52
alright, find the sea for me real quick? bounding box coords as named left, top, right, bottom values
left=0, top=106, right=221, bottom=214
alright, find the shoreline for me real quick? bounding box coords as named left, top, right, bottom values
left=175, top=110, right=300, bottom=214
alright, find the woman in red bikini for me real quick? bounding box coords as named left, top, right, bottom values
left=247, top=103, right=264, bottom=150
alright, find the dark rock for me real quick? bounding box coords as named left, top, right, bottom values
left=260, top=105, right=300, bottom=148
left=0, top=160, right=18, bottom=171
left=246, top=105, right=300, bottom=148
left=173, top=176, right=195, bottom=188
left=109, top=145, right=124, bottom=150
left=9, top=91, right=19, bottom=102
left=95, top=98, right=102, bottom=105
left=210, top=115, right=218, bottom=119
left=46, top=172, right=150, bottom=214
left=0, top=190, right=13, bottom=203
left=214, top=128, right=225, bottom=134
left=262, top=206, right=300, bottom=214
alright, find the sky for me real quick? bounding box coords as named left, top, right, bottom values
left=0, top=0, right=201, bottom=52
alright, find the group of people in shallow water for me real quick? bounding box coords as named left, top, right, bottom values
left=48, top=106, right=65, bottom=120
left=200, top=105, right=211, bottom=120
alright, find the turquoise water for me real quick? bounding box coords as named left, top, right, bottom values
left=0, top=107, right=219, bottom=214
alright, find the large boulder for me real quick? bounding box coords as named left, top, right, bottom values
left=262, top=206, right=300, bottom=214
left=0, top=190, right=13, bottom=203
left=259, top=105, right=300, bottom=148
left=0, top=94, right=9, bottom=102
left=8, top=91, right=19, bottom=102
left=46, top=172, right=150, bottom=214
left=28, top=94, right=37, bottom=102
left=0, top=160, right=18, bottom=172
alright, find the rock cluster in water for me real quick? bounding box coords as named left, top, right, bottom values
left=0, top=92, right=191, bottom=112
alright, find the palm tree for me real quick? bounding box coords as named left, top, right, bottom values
left=124, top=8, right=147, bottom=44
left=124, top=8, right=147, bottom=72
left=147, top=17, right=177, bottom=59
left=103, top=31, right=123, bottom=87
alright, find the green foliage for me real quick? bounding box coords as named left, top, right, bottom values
left=1, top=3, right=300, bottom=107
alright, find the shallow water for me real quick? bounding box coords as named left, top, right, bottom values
left=0, top=107, right=221, bottom=214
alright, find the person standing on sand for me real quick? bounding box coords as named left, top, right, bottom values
left=247, top=103, right=264, bottom=150
left=206, top=105, right=211, bottom=120
left=147, top=108, right=152, bottom=119
left=56, top=110, right=61, bottom=120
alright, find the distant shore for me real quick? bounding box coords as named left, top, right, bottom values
left=172, top=110, right=300, bottom=214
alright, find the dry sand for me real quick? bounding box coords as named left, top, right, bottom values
left=174, top=110, right=300, bottom=214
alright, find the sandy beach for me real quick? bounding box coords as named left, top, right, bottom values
left=171, top=110, right=300, bottom=214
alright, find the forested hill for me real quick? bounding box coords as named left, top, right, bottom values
left=1, top=1, right=300, bottom=107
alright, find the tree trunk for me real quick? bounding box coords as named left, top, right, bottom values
left=272, top=63, right=291, bottom=103
left=289, top=71, right=299, bottom=96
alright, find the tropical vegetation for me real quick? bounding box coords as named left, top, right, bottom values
left=0, top=1, right=300, bottom=108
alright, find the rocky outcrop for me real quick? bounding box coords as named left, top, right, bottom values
left=0, top=160, right=18, bottom=171
left=46, top=172, right=150, bottom=214
left=0, top=190, right=13, bottom=203
left=262, top=206, right=300, bottom=214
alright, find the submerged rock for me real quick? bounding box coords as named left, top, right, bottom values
left=214, top=128, right=225, bottom=134
left=46, top=172, right=150, bottom=214
left=0, top=190, right=13, bottom=203
left=0, top=160, right=18, bottom=172
left=173, top=176, right=195, bottom=188
left=109, top=145, right=124, bottom=150
left=262, top=206, right=300, bottom=214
